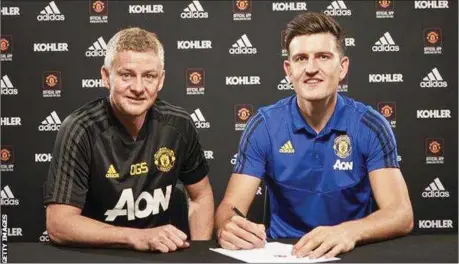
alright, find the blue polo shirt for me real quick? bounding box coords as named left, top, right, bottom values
left=234, top=94, right=399, bottom=239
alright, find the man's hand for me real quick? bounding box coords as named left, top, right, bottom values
left=126, top=224, right=190, bottom=253
left=217, top=215, right=266, bottom=250
left=292, top=224, right=358, bottom=259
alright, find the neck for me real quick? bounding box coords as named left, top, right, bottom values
left=297, top=93, right=337, bottom=134
left=109, top=101, right=146, bottom=141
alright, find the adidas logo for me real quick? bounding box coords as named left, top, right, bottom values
left=85, top=37, right=107, bottom=57
left=105, top=164, right=119, bottom=178
left=420, top=68, right=447, bottom=88
left=180, top=0, right=208, bottom=19
left=324, top=1, right=352, bottom=16
left=1, top=185, right=19, bottom=206
left=190, top=108, right=210, bottom=129
left=279, top=141, right=295, bottom=153
left=37, top=1, right=65, bottom=21
left=38, top=111, right=61, bottom=131
left=422, top=178, right=449, bottom=198
left=277, top=76, right=293, bottom=90
left=1, top=185, right=14, bottom=199
left=39, top=230, right=50, bottom=242
left=229, top=34, right=257, bottom=55
left=230, top=153, right=238, bottom=165
left=372, top=32, right=400, bottom=52
left=414, top=1, right=449, bottom=9
left=1, top=75, right=18, bottom=95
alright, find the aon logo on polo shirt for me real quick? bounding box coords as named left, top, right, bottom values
left=333, top=160, right=353, bottom=170
left=104, top=185, right=172, bottom=221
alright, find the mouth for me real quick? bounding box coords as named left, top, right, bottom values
left=303, top=78, right=323, bottom=84
left=126, top=96, right=145, bottom=103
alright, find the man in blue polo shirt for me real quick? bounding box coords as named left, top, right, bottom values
left=215, top=12, right=413, bottom=258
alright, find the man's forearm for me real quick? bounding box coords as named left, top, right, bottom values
left=188, top=194, right=214, bottom=240
left=341, top=205, right=413, bottom=245
left=47, top=213, right=132, bottom=247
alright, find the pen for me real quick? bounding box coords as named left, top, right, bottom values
left=231, top=206, right=267, bottom=244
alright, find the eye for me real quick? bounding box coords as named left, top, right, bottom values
left=145, top=74, right=156, bottom=79
left=319, top=54, right=329, bottom=60
left=295, top=56, right=306, bottom=62
left=121, top=72, right=132, bottom=78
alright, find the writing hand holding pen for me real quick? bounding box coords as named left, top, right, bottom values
left=217, top=206, right=267, bottom=250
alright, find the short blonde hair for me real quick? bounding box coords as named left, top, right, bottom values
left=104, top=27, right=165, bottom=69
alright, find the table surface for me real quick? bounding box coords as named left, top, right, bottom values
left=7, top=234, right=458, bottom=263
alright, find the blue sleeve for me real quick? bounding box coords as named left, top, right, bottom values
left=360, top=108, right=399, bottom=172
left=233, top=111, right=270, bottom=178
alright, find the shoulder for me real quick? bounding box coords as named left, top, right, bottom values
left=339, top=95, right=387, bottom=128
left=257, top=95, right=295, bottom=121
left=60, top=97, right=109, bottom=136
left=340, top=95, right=393, bottom=141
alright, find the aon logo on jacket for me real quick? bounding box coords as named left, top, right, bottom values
left=104, top=185, right=172, bottom=221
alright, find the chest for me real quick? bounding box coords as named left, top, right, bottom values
left=90, top=127, right=186, bottom=188
left=269, top=133, right=366, bottom=193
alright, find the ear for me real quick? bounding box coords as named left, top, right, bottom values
left=157, top=70, right=165, bottom=92
left=101, top=66, right=110, bottom=89
left=283, top=59, right=292, bottom=80
left=339, top=56, right=349, bottom=81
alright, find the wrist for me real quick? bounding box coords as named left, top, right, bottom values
left=340, top=221, right=362, bottom=243
left=119, top=227, right=138, bottom=248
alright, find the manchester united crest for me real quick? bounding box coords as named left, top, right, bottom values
left=333, top=135, right=352, bottom=159
left=154, top=147, right=176, bottom=172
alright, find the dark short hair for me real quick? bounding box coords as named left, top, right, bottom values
left=284, top=12, right=345, bottom=57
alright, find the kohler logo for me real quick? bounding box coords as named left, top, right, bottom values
left=414, top=1, right=449, bottom=9
left=33, top=43, right=68, bottom=52
left=416, top=109, right=451, bottom=119
left=226, top=76, right=260, bottom=85
left=419, top=219, right=453, bottom=228
left=272, top=2, right=307, bottom=11
left=129, top=5, right=163, bottom=13
left=369, top=74, right=403, bottom=83
left=177, top=40, right=212, bottom=50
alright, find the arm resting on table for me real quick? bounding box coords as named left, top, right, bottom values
left=46, top=204, right=134, bottom=247
left=186, top=176, right=215, bottom=240
left=341, top=168, right=414, bottom=245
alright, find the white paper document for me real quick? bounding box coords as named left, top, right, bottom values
left=210, top=242, right=340, bottom=263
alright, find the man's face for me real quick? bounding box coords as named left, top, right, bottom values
left=101, top=50, right=164, bottom=117
left=284, top=33, right=349, bottom=102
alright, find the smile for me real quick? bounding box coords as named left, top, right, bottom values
left=304, top=79, right=323, bottom=84
left=126, top=97, right=145, bottom=102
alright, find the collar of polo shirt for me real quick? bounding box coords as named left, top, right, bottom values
left=290, top=94, right=347, bottom=136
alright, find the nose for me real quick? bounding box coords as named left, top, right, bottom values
left=130, top=76, right=144, bottom=94
left=304, top=59, right=318, bottom=75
